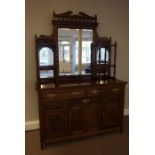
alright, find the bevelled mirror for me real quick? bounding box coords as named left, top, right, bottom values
left=58, top=28, right=93, bottom=76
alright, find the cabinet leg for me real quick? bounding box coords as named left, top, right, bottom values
left=41, top=142, right=46, bottom=150
left=120, top=126, right=123, bottom=134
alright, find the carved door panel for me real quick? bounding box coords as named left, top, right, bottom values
left=46, top=109, right=67, bottom=139
left=104, top=103, right=120, bottom=128
left=68, top=100, right=85, bottom=136
left=85, top=98, right=102, bottom=132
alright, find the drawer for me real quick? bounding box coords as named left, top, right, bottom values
left=43, top=100, right=65, bottom=110
left=41, top=89, right=85, bottom=101
left=104, top=93, right=121, bottom=103
left=86, top=87, right=122, bottom=96
left=68, top=97, right=97, bottom=107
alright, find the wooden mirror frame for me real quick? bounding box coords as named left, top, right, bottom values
left=35, top=11, right=117, bottom=85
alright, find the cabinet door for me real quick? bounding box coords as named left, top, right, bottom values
left=85, top=98, right=102, bottom=132
left=46, top=108, right=67, bottom=139
left=68, top=100, right=85, bottom=136
left=104, top=103, right=120, bottom=128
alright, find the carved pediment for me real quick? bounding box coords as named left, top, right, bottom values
left=52, top=11, right=98, bottom=28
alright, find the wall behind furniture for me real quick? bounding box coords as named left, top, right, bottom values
left=25, top=0, right=129, bottom=123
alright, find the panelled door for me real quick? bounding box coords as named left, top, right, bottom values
left=104, top=89, right=122, bottom=128
left=84, top=97, right=103, bottom=132
left=68, top=99, right=85, bottom=136
left=46, top=108, right=67, bottom=139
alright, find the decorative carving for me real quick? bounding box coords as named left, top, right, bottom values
left=79, top=12, right=97, bottom=18
left=53, top=11, right=96, bottom=19
left=52, top=11, right=98, bottom=28
left=53, top=11, right=73, bottom=17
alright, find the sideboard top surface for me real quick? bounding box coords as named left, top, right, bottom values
left=37, top=79, right=127, bottom=92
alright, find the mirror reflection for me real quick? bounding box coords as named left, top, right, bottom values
left=40, top=70, right=54, bottom=78
left=39, top=47, right=54, bottom=66
left=97, top=48, right=109, bottom=64
left=58, top=28, right=93, bottom=75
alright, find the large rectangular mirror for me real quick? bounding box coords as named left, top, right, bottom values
left=58, top=28, right=93, bottom=76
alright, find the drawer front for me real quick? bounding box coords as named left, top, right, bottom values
left=41, top=89, right=85, bottom=101
left=43, top=100, right=65, bottom=110
left=68, top=97, right=96, bottom=107
left=86, top=87, right=122, bottom=96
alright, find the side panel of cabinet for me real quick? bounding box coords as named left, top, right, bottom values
left=104, top=103, right=120, bottom=128
left=45, top=108, right=67, bottom=139
left=104, top=90, right=122, bottom=128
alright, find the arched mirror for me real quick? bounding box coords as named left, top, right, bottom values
left=97, top=48, right=109, bottom=64
left=39, top=47, right=54, bottom=66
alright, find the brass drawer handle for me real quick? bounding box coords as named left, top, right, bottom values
left=46, top=93, right=56, bottom=98
left=72, top=91, right=81, bottom=95
left=91, top=89, right=100, bottom=95
left=112, top=88, right=120, bottom=92
left=81, top=99, right=90, bottom=104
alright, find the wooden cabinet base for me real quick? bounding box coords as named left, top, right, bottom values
left=42, top=127, right=121, bottom=148
left=37, top=79, right=126, bottom=149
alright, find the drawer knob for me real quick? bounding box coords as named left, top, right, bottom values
left=112, top=88, right=120, bottom=92
left=46, top=93, right=56, bottom=98
left=81, top=99, right=90, bottom=104
left=72, top=91, right=81, bottom=95
left=91, top=89, right=99, bottom=95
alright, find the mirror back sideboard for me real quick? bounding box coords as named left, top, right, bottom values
left=35, top=11, right=127, bottom=149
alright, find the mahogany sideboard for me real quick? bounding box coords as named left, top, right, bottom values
left=37, top=79, right=126, bottom=149
left=35, top=11, right=127, bottom=149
